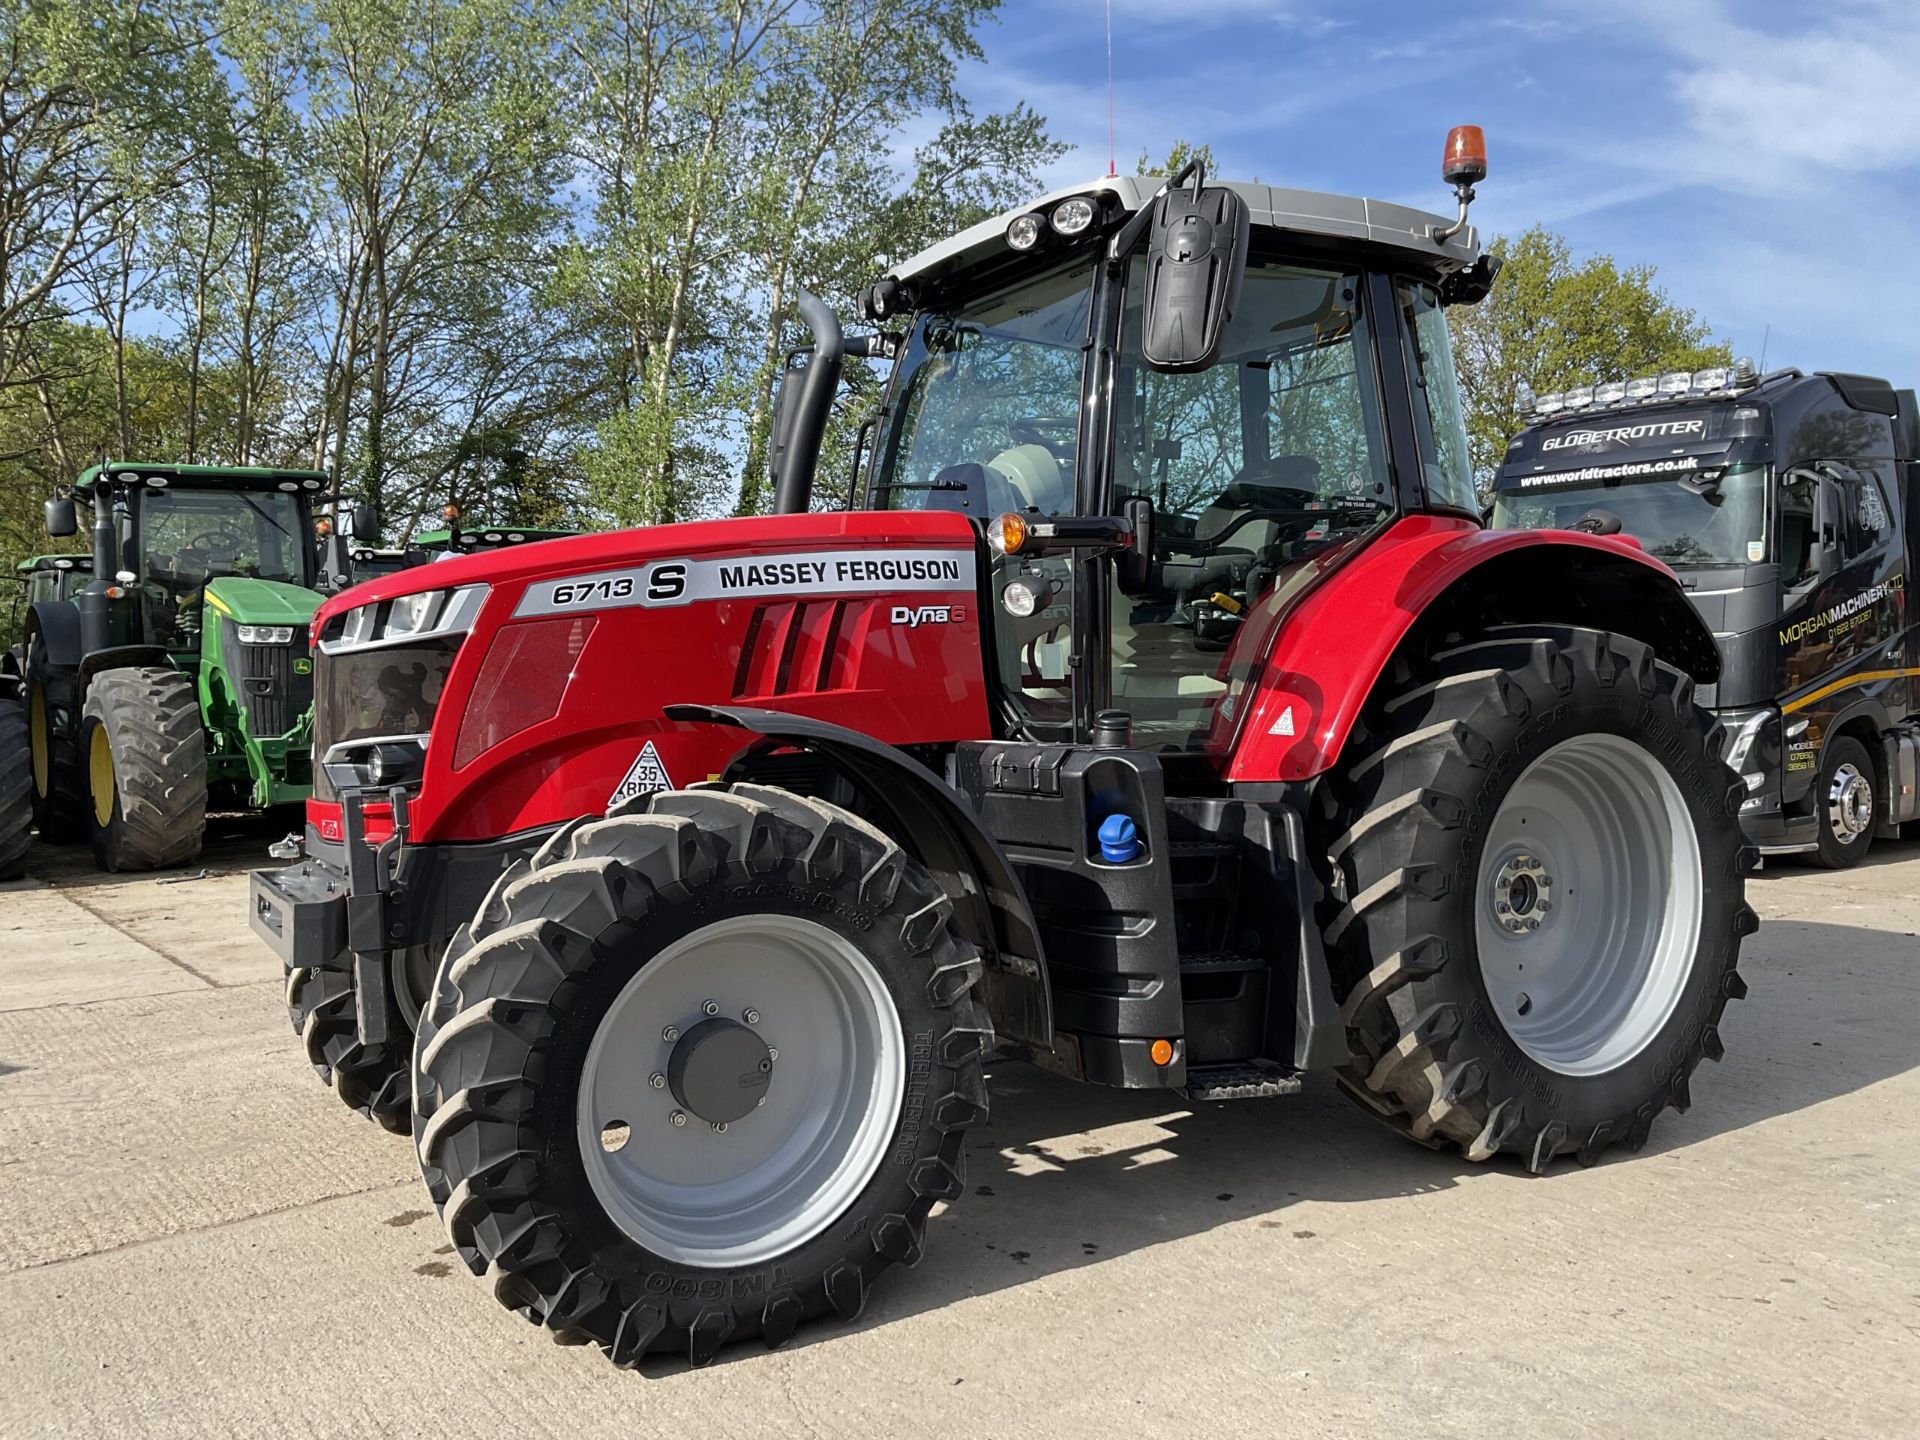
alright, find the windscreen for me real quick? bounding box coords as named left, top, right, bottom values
left=1493, top=462, right=1771, bottom=567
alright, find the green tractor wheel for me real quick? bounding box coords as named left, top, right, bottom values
left=0, top=699, right=31, bottom=879
left=82, top=668, right=207, bottom=873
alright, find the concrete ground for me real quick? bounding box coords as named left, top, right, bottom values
left=0, top=818, right=1915, bottom=1440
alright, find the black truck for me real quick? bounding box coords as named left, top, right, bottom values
left=1492, top=365, right=1920, bottom=867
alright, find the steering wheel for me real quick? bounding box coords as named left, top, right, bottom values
left=1009, top=416, right=1077, bottom=457
left=186, top=528, right=243, bottom=552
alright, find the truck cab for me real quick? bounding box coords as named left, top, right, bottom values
left=1492, top=368, right=1920, bottom=865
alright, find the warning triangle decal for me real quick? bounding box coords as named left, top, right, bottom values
left=611, top=740, right=675, bottom=805
left=1269, top=705, right=1296, bottom=737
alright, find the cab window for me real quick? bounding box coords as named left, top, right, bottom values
left=1398, top=280, right=1477, bottom=513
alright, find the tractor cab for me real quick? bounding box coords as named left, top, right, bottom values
left=46, top=462, right=329, bottom=661
left=16, top=553, right=93, bottom=607
left=856, top=158, right=1495, bottom=753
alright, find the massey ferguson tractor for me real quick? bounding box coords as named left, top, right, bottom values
left=251, top=130, right=1756, bottom=1369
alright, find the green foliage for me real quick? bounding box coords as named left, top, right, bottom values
left=1448, top=226, right=1730, bottom=489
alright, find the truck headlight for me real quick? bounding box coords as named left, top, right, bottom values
left=235, top=624, right=296, bottom=644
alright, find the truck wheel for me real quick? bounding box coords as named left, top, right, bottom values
left=0, top=699, right=32, bottom=880
left=411, top=784, right=990, bottom=1368
left=81, top=667, right=207, bottom=872
left=27, top=641, right=86, bottom=842
left=1320, top=626, right=1756, bottom=1172
left=1813, top=736, right=1875, bottom=869
left=285, top=952, right=417, bottom=1134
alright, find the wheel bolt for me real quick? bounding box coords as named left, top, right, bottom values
left=767, top=1048, right=778, bottom=1062
left=711, top=1121, right=727, bottom=1134
left=744, top=1008, right=760, bottom=1025
left=1525, top=918, right=1541, bottom=931
left=1538, top=902, right=1552, bottom=913
left=759, top=1058, right=772, bottom=1072
left=702, top=999, right=719, bottom=1017
left=670, top=1111, right=686, bottom=1128
left=648, top=1072, right=665, bottom=1090
left=662, top=1025, right=678, bottom=1043
left=1496, top=900, right=1510, bottom=914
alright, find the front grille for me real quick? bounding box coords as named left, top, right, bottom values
left=311, top=636, right=462, bottom=800
left=220, top=632, right=315, bottom=739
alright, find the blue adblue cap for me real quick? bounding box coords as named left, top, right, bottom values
left=1098, top=813, right=1141, bottom=864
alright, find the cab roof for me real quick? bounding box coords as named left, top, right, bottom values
left=78, top=461, right=330, bottom=490
left=16, top=553, right=91, bottom=573
left=889, top=175, right=1481, bottom=286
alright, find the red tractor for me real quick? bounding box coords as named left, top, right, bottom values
left=252, top=133, right=1755, bottom=1368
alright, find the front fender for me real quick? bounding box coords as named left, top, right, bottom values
left=25, top=601, right=82, bottom=671
left=1227, top=516, right=1717, bottom=783
left=665, top=702, right=1051, bottom=1049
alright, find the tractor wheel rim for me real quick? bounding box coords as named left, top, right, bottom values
left=29, top=681, right=49, bottom=798
left=88, top=724, right=114, bottom=829
left=1827, top=761, right=1873, bottom=842
left=577, top=912, right=905, bottom=1268
left=392, top=945, right=437, bottom=1032
left=1474, top=732, right=1702, bottom=1077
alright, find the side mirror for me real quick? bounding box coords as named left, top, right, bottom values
left=344, top=503, right=379, bottom=542
left=1138, top=180, right=1249, bottom=374
left=1118, top=495, right=1155, bottom=593
left=45, top=495, right=77, bottom=537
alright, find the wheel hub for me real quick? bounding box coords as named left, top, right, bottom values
left=1828, top=762, right=1873, bottom=841
left=666, top=1017, right=771, bottom=1124
left=1488, top=850, right=1555, bottom=934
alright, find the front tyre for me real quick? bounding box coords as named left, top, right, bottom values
left=1320, top=626, right=1756, bottom=1172
left=411, top=784, right=990, bottom=1368
left=1813, top=736, right=1875, bottom=870
left=81, top=668, right=206, bottom=872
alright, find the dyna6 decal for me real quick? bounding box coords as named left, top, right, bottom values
left=512, top=548, right=974, bottom=617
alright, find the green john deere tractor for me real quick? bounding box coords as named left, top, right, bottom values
left=25, top=462, right=333, bottom=871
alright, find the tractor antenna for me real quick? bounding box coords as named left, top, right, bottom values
left=1759, top=324, right=1770, bottom=373
left=1105, top=0, right=1117, bottom=177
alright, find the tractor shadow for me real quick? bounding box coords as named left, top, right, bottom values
left=22, top=808, right=293, bottom=892
left=693, top=914, right=1920, bottom=1370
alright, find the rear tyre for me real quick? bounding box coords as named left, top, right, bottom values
left=81, top=667, right=206, bottom=872
left=0, top=699, right=32, bottom=880
left=411, top=784, right=991, bottom=1369
left=1319, top=626, right=1756, bottom=1172
left=26, top=641, right=86, bottom=842
left=1813, top=736, right=1875, bottom=870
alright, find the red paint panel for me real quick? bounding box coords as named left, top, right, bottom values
left=334, top=511, right=990, bottom=844
left=1225, top=515, right=1681, bottom=783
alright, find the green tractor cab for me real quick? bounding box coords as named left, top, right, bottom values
left=26, top=462, right=331, bottom=870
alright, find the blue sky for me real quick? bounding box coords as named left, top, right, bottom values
left=955, top=0, right=1920, bottom=385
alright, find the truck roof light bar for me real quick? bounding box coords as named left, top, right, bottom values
left=1525, top=355, right=1764, bottom=421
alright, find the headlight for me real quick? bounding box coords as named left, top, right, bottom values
left=1050, top=196, right=1096, bottom=235
left=1006, top=214, right=1043, bottom=251
left=325, top=583, right=487, bottom=652
left=1002, top=579, right=1040, bottom=617
left=235, top=624, right=295, bottom=645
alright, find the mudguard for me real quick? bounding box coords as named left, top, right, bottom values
left=667, top=702, right=1052, bottom=1049
left=25, top=601, right=82, bottom=671
left=1227, top=515, right=1718, bottom=783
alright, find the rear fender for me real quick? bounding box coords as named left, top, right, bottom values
left=666, top=703, right=1051, bottom=1049
left=78, top=645, right=175, bottom=689
left=1228, top=517, right=1718, bottom=783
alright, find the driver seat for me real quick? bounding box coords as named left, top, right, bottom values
left=1192, top=455, right=1322, bottom=554
left=987, top=443, right=1070, bottom=515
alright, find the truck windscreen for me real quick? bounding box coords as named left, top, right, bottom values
left=1491, top=462, right=1770, bottom=568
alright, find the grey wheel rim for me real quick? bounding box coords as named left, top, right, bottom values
left=577, top=913, right=904, bottom=1268
left=392, top=945, right=436, bottom=1031
left=1474, top=733, right=1703, bottom=1077
left=1827, top=760, right=1873, bottom=844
